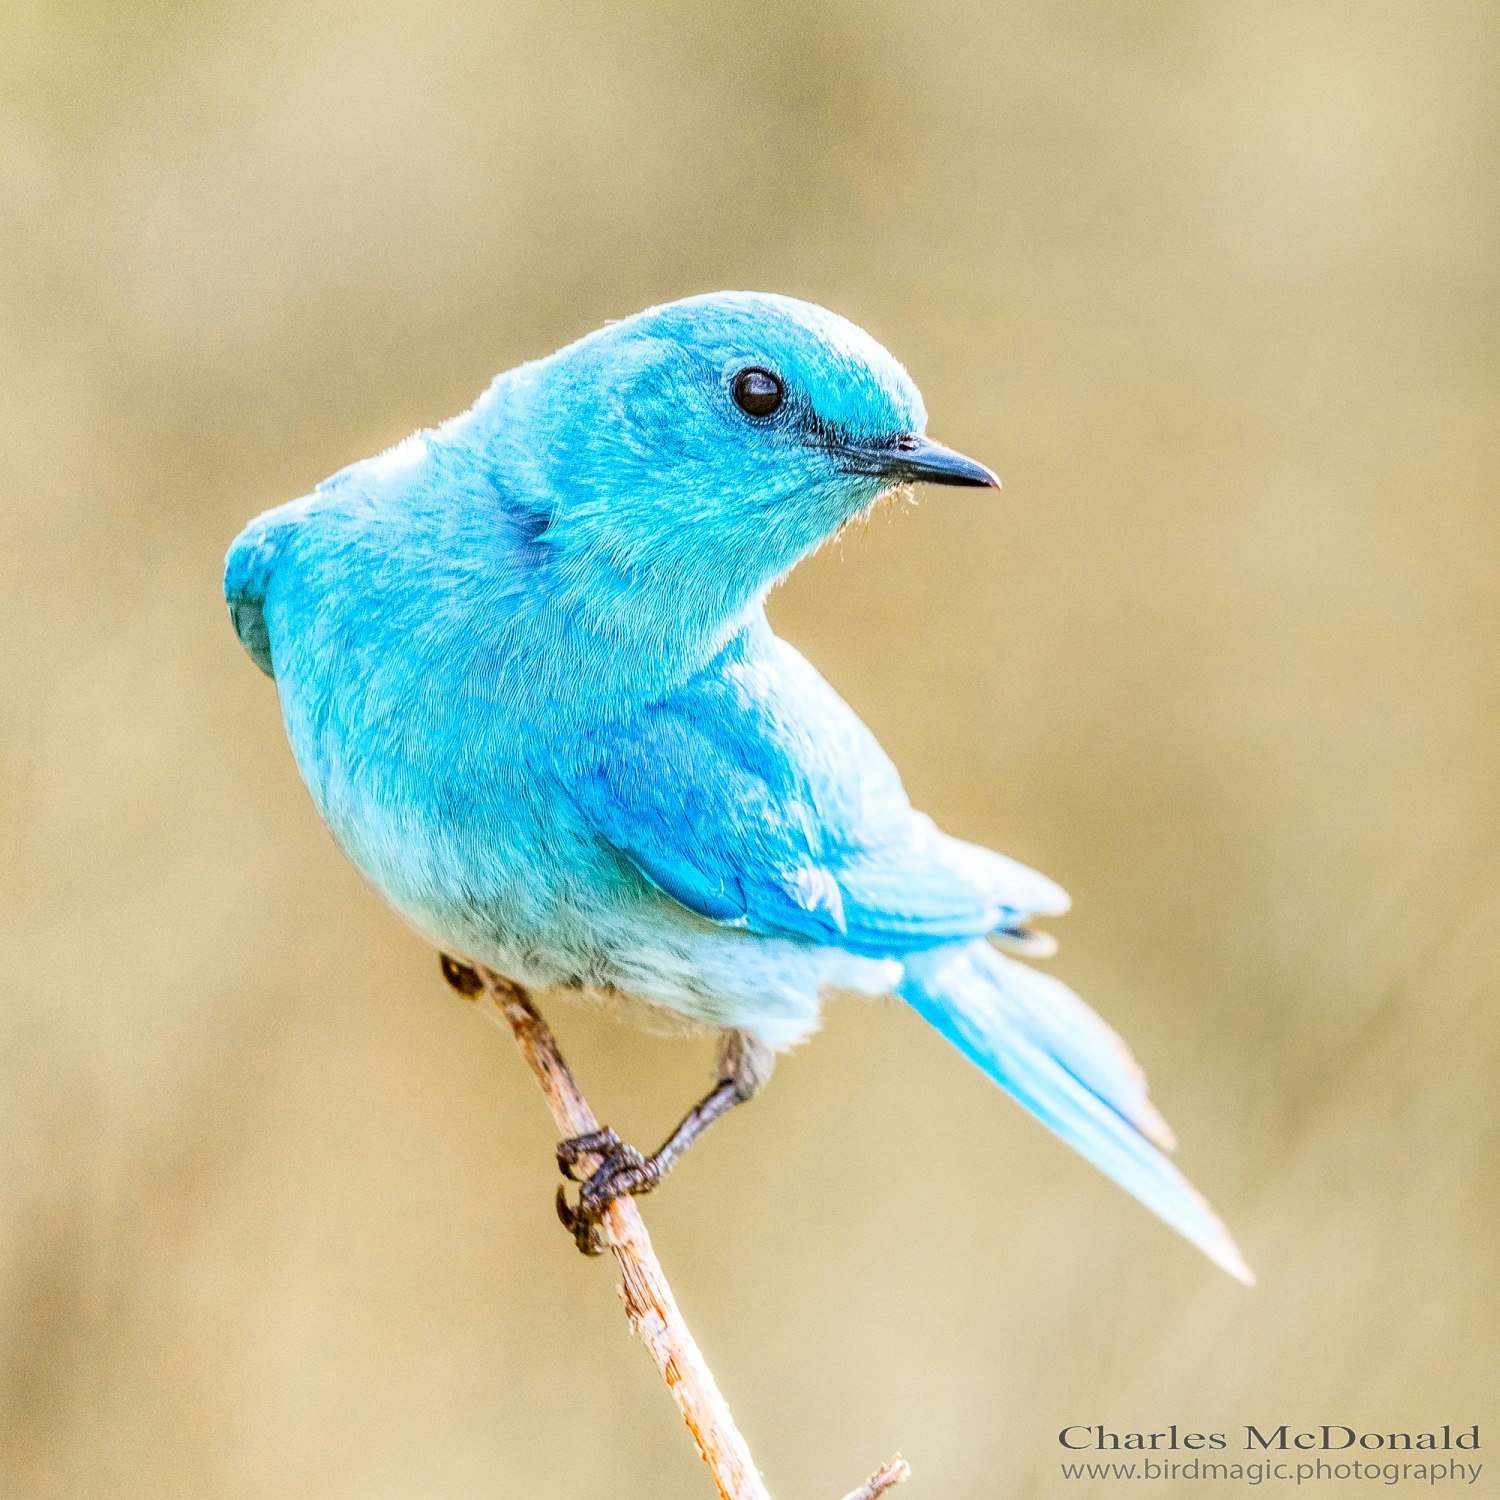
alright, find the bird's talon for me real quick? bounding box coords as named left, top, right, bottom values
left=578, top=1144, right=659, bottom=1218
left=439, top=953, right=484, bottom=997
left=556, top=1127, right=621, bottom=1179
left=555, top=1185, right=606, bottom=1255
left=553, top=1134, right=663, bottom=1253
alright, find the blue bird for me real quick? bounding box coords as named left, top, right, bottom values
left=226, top=291, right=1252, bottom=1283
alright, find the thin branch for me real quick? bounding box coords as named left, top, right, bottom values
left=461, top=966, right=910, bottom=1500
left=838, top=1455, right=912, bottom=1500
left=471, top=967, right=767, bottom=1498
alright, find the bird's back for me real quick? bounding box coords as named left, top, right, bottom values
left=227, top=447, right=605, bottom=936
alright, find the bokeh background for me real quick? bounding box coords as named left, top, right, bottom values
left=3, top=2, right=1497, bottom=1495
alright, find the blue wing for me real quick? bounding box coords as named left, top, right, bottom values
left=567, top=615, right=1255, bottom=1282
left=568, top=616, right=1069, bottom=956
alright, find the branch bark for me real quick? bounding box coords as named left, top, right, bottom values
left=464, top=965, right=909, bottom=1500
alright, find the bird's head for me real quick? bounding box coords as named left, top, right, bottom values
left=449, top=291, right=998, bottom=643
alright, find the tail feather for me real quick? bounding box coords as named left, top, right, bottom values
left=898, top=940, right=1253, bottom=1285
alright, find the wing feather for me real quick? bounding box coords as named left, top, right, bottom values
left=567, top=619, right=1067, bottom=956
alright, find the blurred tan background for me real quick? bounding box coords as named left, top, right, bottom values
left=2, top=2, right=1496, bottom=1495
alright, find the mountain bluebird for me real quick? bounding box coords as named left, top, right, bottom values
left=225, top=291, right=1251, bottom=1282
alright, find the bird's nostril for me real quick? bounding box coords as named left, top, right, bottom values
left=894, top=434, right=919, bottom=452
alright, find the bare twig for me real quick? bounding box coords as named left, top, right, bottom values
left=460, top=965, right=910, bottom=1500
left=838, top=1454, right=912, bottom=1500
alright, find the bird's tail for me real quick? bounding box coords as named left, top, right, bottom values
left=897, top=939, right=1253, bottom=1285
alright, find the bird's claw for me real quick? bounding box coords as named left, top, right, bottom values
left=555, top=1185, right=608, bottom=1255
left=556, top=1127, right=622, bottom=1181
left=439, top=953, right=484, bottom=997
left=554, top=1128, right=663, bottom=1256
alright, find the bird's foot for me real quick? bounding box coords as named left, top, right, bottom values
left=439, top=953, right=484, bottom=997
left=554, top=1128, right=663, bottom=1256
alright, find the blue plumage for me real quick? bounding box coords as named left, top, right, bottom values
left=226, top=291, right=1252, bottom=1283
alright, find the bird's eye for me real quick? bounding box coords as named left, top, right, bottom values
left=732, top=367, right=784, bottom=418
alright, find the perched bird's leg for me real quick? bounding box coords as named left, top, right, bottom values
left=556, top=1029, right=775, bottom=1255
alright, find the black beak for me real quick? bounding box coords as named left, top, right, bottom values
left=837, top=433, right=1001, bottom=489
